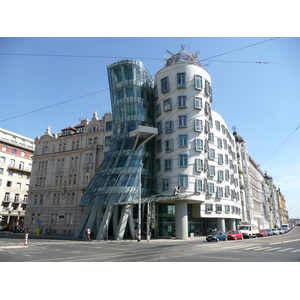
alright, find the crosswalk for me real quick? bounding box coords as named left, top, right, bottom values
left=202, top=243, right=300, bottom=254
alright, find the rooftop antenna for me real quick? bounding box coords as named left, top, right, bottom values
left=232, top=125, right=237, bottom=132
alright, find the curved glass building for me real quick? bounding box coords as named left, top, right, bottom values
left=74, top=60, right=157, bottom=240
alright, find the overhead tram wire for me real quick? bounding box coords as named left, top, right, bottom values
left=0, top=37, right=295, bottom=124
left=261, top=125, right=299, bottom=166
left=0, top=89, right=108, bottom=123
left=199, top=37, right=280, bottom=61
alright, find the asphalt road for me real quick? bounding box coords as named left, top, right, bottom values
left=1, top=227, right=299, bottom=262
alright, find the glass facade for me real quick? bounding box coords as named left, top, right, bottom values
left=79, top=60, right=155, bottom=207
left=156, top=203, right=218, bottom=237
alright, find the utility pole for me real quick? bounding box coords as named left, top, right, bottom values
left=138, top=163, right=142, bottom=242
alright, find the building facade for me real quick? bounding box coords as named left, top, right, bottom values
left=73, top=48, right=243, bottom=240
left=74, top=59, right=157, bottom=240
left=0, top=128, right=34, bottom=229
left=24, top=112, right=112, bottom=235
left=153, top=50, right=242, bottom=238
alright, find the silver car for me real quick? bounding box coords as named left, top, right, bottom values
left=272, top=228, right=280, bottom=235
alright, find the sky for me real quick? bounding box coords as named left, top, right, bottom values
left=1, top=37, right=299, bottom=218
left=1, top=1, right=299, bottom=291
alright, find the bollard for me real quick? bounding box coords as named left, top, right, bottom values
left=24, top=233, right=28, bottom=245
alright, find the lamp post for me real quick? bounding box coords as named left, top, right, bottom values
left=137, top=163, right=142, bottom=242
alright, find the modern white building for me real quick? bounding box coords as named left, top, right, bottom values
left=0, top=128, right=34, bottom=229
left=152, top=48, right=242, bottom=238
left=25, top=112, right=112, bottom=235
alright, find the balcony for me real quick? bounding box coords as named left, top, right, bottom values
left=8, top=164, right=32, bottom=174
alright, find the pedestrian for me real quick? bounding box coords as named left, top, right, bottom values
left=86, top=228, right=91, bottom=241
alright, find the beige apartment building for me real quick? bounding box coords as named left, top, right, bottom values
left=0, top=128, right=34, bottom=229
left=25, top=111, right=112, bottom=235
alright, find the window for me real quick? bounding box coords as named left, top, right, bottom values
left=161, top=77, right=169, bottom=93
left=165, top=139, right=174, bottom=152
left=218, top=153, right=224, bottom=164
left=179, top=154, right=188, bottom=167
left=209, top=165, right=215, bottom=176
left=16, top=182, right=21, bottom=189
left=216, top=204, right=222, bottom=213
left=0, top=168, right=3, bottom=174
left=208, top=132, right=214, bottom=143
left=205, top=102, right=211, bottom=115
left=106, top=121, right=112, bottom=131
left=164, top=98, right=172, bottom=111
left=217, top=138, right=223, bottom=148
left=162, top=178, right=170, bottom=191
left=195, top=138, right=203, bottom=151
left=155, top=159, right=161, bottom=172
left=177, top=73, right=186, bottom=88
left=179, top=174, right=189, bottom=187
left=156, top=122, right=162, bottom=134
left=208, top=182, right=214, bottom=194
left=0, top=157, right=5, bottom=164
left=218, top=170, right=224, bottom=181
left=164, top=159, right=172, bottom=171
left=225, top=205, right=230, bottom=213
left=84, top=171, right=92, bottom=183
left=195, top=97, right=202, bottom=109
left=195, top=119, right=203, bottom=131
left=165, top=120, right=173, bottom=133
left=178, top=115, right=187, bottom=127
left=178, top=96, right=187, bottom=108
left=196, top=158, right=203, bottom=172
left=155, top=103, right=161, bottom=116
left=196, top=179, right=202, bottom=192
left=225, top=186, right=230, bottom=197
left=195, top=75, right=203, bottom=89
left=215, top=120, right=221, bottom=131
left=225, top=169, right=230, bottom=181
left=156, top=139, right=162, bottom=152
left=179, top=135, right=188, bottom=147
left=209, top=148, right=215, bottom=160
left=124, top=65, right=133, bottom=80
left=7, top=181, right=12, bottom=187
left=206, top=203, right=213, bottom=212
left=85, top=153, right=93, bottom=164
left=105, top=136, right=111, bottom=146
left=114, top=67, right=122, bottom=82
left=205, top=79, right=211, bottom=96
left=217, top=187, right=223, bottom=198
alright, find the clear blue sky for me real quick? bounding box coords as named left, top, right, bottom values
left=1, top=37, right=299, bottom=218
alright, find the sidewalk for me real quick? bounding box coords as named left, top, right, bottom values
left=0, top=231, right=206, bottom=249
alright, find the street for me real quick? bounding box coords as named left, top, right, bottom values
left=1, top=226, right=299, bottom=262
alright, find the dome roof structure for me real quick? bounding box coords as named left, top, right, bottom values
left=233, top=131, right=245, bottom=143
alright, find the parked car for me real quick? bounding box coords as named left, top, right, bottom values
left=278, top=228, right=285, bottom=234
left=256, top=229, right=268, bottom=237
left=265, top=229, right=274, bottom=236
left=272, top=228, right=280, bottom=235
left=206, top=230, right=228, bottom=242
left=0, top=225, right=4, bottom=231
left=227, top=230, right=243, bottom=240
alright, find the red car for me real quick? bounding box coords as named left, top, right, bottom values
left=256, top=230, right=268, bottom=237
left=227, top=230, right=243, bottom=240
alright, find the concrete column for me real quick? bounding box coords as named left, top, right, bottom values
left=217, top=218, right=225, bottom=232
left=228, top=219, right=236, bottom=231
left=175, top=201, right=188, bottom=240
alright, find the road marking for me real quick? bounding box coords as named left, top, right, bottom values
left=264, top=247, right=282, bottom=251
left=253, top=247, right=272, bottom=251
left=290, top=249, right=300, bottom=253
left=277, top=248, right=294, bottom=252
